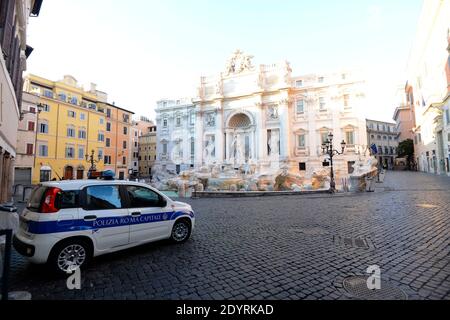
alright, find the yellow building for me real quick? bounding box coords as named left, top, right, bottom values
left=24, top=74, right=109, bottom=184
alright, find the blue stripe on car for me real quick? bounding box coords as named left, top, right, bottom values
left=27, top=211, right=194, bottom=235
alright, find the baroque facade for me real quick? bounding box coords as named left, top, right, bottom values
left=155, top=51, right=369, bottom=180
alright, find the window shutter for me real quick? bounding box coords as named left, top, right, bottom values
left=0, top=0, right=14, bottom=61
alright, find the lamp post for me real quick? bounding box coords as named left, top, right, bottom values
left=321, top=132, right=346, bottom=193
left=85, top=149, right=102, bottom=173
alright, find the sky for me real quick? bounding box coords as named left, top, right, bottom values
left=26, top=0, right=423, bottom=122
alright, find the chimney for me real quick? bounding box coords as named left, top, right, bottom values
left=90, top=83, right=97, bottom=92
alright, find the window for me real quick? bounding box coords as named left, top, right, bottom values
left=191, top=138, right=195, bottom=157
left=123, top=141, right=127, bottom=149
left=343, top=94, right=350, bottom=107
left=85, top=186, right=123, bottom=210
left=78, top=147, right=85, bottom=159
left=384, top=146, right=389, bottom=155
left=383, top=136, right=387, bottom=140
left=98, top=132, right=105, bottom=142
left=126, top=186, right=162, bottom=208
left=371, top=135, right=375, bottom=139
left=42, top=104, right=50, bottom=112
left=70, top=96, right=78, bottom=105
left=123, top=156, right=126, bottom=165
left=297, top=134, right=305, bottom=148
left=88, top=103, right=96, bottom=110
left=295, top=80, right=303, bottom=87
left=123, top=126, right=128, bottom=135
left=26, top=144, right=34, bottom=155
left=39, top=123, right=49, bottom=134
left=29, top=107, right=36, bottom=113
left=445, top=109, right=450, bottom=125
left=162, top=143, right=168, bottom=154
left=58, top=93, right=67, bottom=102
left=80, top=113, right=86, bottom=120
left=38, top=144, right=48, bottom=157
left=190, top=112, right=195, bottom=125
left=176, top=117, right=181, bottom=127
left=78, top=129, right=87, bottom=139
left=106, top=122, right=111, bottom=132
left=296, top=100, right=305, bottom=114
left=104, top=155, right=112, bottom=165
left=39, top=170, right=51, bottom=183
left=123, top=114, right=129, bottom=123
left=43, top=90, right=53, bottom=98
left=98, top=149, right=103, bottom=159
left=321, top=132, right=329, bottom=144
left=60, top=191, right=80, bottom=209
left=67, top=127, right=76, bottom=137
left=299, top=162, right=306, bottom=171
left=105, top=108, right=111, bottom=118
left=99, top=118, right=104, bottom=125
left=346, top=131, right=355, bottom=145
left=378, top=146, right=382, bottom=154
left=163, top=119, right=168, bottom=128
left=106, top=138, right=111, bottom=147
left=27, top=121, right=35, bottom=131
left=319, top=97, right=326, bottom=110
left=134, top=141, right=138, bottom=148
left=65, top=146, right=75, bottom=158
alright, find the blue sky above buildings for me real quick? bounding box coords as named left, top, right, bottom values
left=27, top=0, right=423, bottom=121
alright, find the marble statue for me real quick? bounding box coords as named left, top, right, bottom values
left=204, top=136, right=216, bottom=164
left=267, top=105, right=279, bottom=120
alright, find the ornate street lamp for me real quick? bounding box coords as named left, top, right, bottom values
left=322, top=132, right=346, bottom=193
left=85, top=149, right=102, bottom=173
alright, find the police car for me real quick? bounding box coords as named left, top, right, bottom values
left=13, top=179, right=195, bottom=273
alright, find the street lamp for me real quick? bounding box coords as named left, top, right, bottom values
left=85, top=149, right=102, bottom=173
left=322, top=132, right=346, bottom=193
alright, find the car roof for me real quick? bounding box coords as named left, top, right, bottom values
left=40, top=179, right=152, bottom=191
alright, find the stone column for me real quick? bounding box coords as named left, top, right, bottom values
left=278, top=99, right=291, bottom=161
left=256, top=103, right=266, bottom=161
left=215, top=106, right=224, bottom=162
left=194, top=107, right=203, bottom=167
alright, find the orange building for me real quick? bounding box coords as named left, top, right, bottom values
left=100, top=102, right=134, bottom=180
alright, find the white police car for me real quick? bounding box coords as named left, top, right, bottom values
left=13, top=180, right=195, bottom=273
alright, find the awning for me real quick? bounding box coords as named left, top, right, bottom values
left=40, top=166, right=51, bottom=171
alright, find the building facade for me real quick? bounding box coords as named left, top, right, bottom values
left=405, top=0, right=450, bottom=175
left=138, top=125, right=157, bottom=178
left=393, top=85, right=416, bottom=143
left=0, top=0, right=42, bottom=201
left=366, top=119, right=399, bottom=169
left=24, top=74, right=134, bottom=183
left=155, top=51, right=370, bottom=181
left=13, top=91, right=38, bottom=186
left=100, top=102, right=134, bottom=180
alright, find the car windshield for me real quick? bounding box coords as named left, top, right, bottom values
left=27, top=186, right=47, bottom=212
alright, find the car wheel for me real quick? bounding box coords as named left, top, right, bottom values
left=49, top=239, right=92, bottom=275
left=170, top=219, right=191, bottom=243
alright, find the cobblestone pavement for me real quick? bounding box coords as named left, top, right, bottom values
left=7, top=171, right=450, bottom=300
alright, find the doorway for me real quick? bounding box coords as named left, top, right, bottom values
left=76, top=169, right=84, bottom=180
left=64, top=166, right=74, bottom=180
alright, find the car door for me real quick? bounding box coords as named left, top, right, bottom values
left=124, top=185, right=173, bottom=244
left=79, top=185, right=130, bottom=251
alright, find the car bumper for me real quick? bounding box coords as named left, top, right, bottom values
left=13, top=235, right=35, bottom=257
